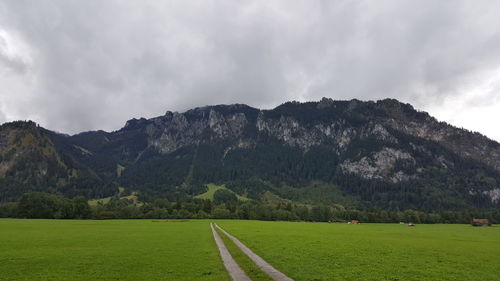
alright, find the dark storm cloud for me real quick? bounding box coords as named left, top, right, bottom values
left=0, top=1, right=499, bottom=140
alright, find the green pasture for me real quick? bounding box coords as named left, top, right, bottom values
left=215, top=226, right=273, bottom=281
left=1, top=219, right=499, bottom=281
left=0, top=219, right=229, bottom=281
left=217, top=221, right=500, bottom=281
left=195, top=183, right=248, bottom=201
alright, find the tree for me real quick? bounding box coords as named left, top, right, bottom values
left=213, top=189, right=238, bottom=204
left=73, top=196, right=91, bottom=219
left=212, top=207, right=232, bottom=219
left=18, top=192, right=60, bottom=218
left=0, top=202, right=18, bottom=217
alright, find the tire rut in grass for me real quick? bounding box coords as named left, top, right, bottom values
left=215, top=223, right=294, bottom=281
left=215, top=226, right=274, bottom=281
left=210, top=223, right=251, bottom=281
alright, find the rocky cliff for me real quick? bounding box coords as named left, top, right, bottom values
left=1, top=98, right=499, bottom=210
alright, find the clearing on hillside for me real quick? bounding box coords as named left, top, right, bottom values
left=195, top=183, right=248, bottom=201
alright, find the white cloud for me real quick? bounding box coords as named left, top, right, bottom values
left=0, top=28, right=32, bottom=73
left=0, top=0, right=499, bottom=141
left=425, top=68, right=500, bottom=141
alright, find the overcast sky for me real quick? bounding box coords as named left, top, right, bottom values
left=0, top=1, right=499, bottom=141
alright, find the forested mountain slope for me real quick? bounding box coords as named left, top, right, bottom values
left=0, top=121, right=115, bottom=201
left=1, top=98, right=499, bottom=211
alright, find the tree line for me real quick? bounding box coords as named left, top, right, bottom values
left=1, top=191, right=499, bottom=224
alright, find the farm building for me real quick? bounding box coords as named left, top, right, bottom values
left=471, top=219, right=491, bottom=227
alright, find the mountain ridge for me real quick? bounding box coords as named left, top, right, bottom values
left=1, top=98, right=499, bottom=210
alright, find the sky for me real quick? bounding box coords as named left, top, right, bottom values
left=0, top=1, right=499, bottom=141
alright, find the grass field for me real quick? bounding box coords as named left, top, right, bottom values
left=1, top=219, right=499, bottom=281
left=217, top=221, right=500, bottom=281
left=215, top=226, right=273, bottom=281
left=88, top=187, right=124, bottom=206
left=87, top=196, right=112, bottom=206
left=0, top=219, right=229, bottom=281
left=195, top=183, right=248, bottom=201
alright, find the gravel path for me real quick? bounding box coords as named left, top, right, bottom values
left=210, top=223, right=252, bottom=281
left=214, top=223, right=294, bottom=281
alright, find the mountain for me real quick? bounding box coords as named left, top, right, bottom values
left=1, top=98, right=499, bottom=211
left=0, top=121, right=115, bottom=201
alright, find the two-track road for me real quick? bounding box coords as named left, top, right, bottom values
left=210, top=223, right=294, bottom=281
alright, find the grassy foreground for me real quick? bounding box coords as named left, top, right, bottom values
left=215, top=226, right=273, bottom=281
left=2, top=219, right=500, bottom=281
left=0, top=219, right=229, bottom=281
left=217, top=221, right=500, bottom=281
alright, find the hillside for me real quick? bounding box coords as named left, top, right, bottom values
left=1, top=99, right=499, bottom=211
left=0, top=121, right=115, bottom=201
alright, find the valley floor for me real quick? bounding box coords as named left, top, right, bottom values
left=0, top=219, right=229, bottom=281
left=0, top=219, right=499, bottom=280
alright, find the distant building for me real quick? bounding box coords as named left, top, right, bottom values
left=472, top=218, right=491, bottom=227
left=351, top=220, right=359, bottom=224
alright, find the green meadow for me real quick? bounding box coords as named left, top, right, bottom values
left=195, top=183, right=248, bottom=201
left=1, top=219, right=500, bottom=281
left=0, top=219, right=229, bottom=281
left=217, top=221, right=500, bottom=281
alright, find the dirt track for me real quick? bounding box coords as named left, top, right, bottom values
left=214, top=223, right=294, bottom=281
left=210, top=223, right=251, bottom=281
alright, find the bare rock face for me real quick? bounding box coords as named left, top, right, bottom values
left=3, top=98, right=500, bottom=208
left=382, top=114, right=500, bottom=171
left=340, top=148, right=416, bottom=182
left=226, top=113, right=248, bottom=136
left=142, top=107, right=251, bottom=154
left=114, top=98, right=500, bottom=187
left=469, top=188, right=500, bottom=204
left=99, top=98, right=500, bottom=185
left=486, top=188, right=500, bottom=203
left=147, top=112, right=203, bottom=154
left=208, top=110, right=229, bottom=137
left=257, top=113, right=322, bottom=150
left=256, top=113, right=397, bottom=151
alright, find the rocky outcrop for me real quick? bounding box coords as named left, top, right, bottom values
left=256, top=113, right=397, bottom=151
left=340, top=147, right=416, bottom=182
left=111, top=98, right=499, bottom=183
left=137, top=107, right=252, bottom=154
left=484, top=188, right=500, bottom=203
left=380, top=110, right=500, bottom=171
left=3, top=98, right=500, bottom=208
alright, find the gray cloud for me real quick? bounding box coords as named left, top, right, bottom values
left=0, top=0, right=499, bottom=140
